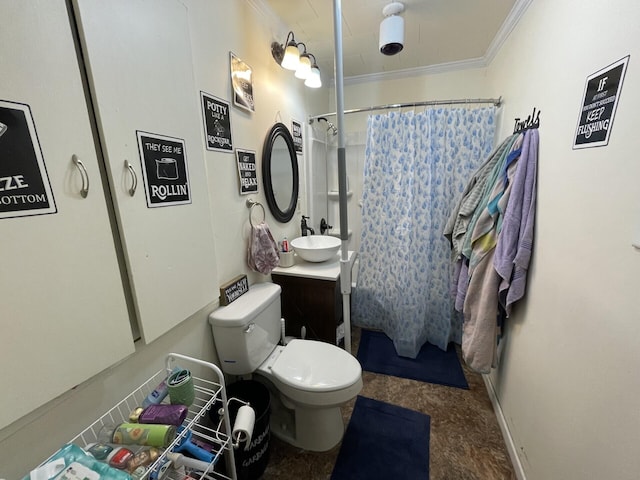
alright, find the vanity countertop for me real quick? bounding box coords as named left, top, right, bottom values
left=271, top=250, right=357, bottom=281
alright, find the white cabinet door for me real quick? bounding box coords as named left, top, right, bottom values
left=73, top=0, right=219, bottom=343
left=0, top=0, right=135, bottom=430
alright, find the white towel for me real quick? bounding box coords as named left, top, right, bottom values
left=248, top=221, right=280, bottom=274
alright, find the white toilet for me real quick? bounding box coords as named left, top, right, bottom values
left=208, top=282, right=362, bottom=451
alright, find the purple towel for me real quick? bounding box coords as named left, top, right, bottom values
left=494, top=128, right=539, bottom=315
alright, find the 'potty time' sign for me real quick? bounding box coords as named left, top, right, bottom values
left=136, top=131, right=191, bottom=207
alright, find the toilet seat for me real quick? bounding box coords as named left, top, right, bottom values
left=273, top=339, right=361, bottom=391
left=256, top=339, right=362, bottom=407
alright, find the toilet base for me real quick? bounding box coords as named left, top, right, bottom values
left=254, top=375, right=346, bottom=452
left=271, top=403, right=345, bottom=452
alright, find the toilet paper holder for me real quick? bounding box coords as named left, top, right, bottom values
left=216, top=397, right=256, bottom=450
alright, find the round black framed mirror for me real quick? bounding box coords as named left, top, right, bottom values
left=262, top=122, right=299, bottom=223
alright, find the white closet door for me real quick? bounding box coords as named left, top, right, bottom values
left=73, top=0, right=219, bottom=343
left=0, top=0, right=135, bottom=430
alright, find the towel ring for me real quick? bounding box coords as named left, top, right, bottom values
left=246, top=198, right=266, bottom=228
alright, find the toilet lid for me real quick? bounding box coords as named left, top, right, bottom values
left=270, top=339, right=361, bottom=392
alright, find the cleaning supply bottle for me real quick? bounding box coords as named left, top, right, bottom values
left=111, top=423, right=176, bottom=448
left=142, top=366, right=182, bottom=407
left=129, top=404, right=188, bottom=426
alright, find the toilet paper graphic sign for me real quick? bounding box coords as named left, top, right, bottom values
left=0, top=100, right=56, bottom=219
left=136, top=131, right=191, bottom=207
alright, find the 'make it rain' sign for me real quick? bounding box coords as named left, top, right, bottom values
left=573, top=56, right=629, bottom=149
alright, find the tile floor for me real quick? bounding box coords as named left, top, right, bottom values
left=260, top=327, right=516, bottom=480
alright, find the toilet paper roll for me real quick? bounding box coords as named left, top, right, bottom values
left=232, top=405, right=256, bottom=451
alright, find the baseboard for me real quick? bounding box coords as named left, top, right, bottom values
left=482, top=375, right=527, bottom=480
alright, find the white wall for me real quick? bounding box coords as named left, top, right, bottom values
left=187, top=0, right=327, bottom=284
left=321, top=1, right=640, bottom=479
left=0, top=1, right=328, bottom=477
left=485, top=1, right=640, bottom=479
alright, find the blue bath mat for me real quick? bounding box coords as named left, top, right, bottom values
left=357, top=329, right=469, bottom=389
left=331, top=395, right=430, bottom=480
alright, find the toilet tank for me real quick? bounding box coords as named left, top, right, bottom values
left=208, top=282, right=282, bottom=375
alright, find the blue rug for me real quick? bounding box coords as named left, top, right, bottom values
left=357, top=329, right=469, bottom=389
left=331, top=395, right=430, bottom=480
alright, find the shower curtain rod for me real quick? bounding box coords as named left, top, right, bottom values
left=308, top=96, right=502, bottom=123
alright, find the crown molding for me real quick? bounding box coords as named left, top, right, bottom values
left=484, top=0, right=533, bottom=65
left=344, top=57, right=488, bottom=86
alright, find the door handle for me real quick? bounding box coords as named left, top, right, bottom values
left=72, top=154, right=89, bottom=198
left=125, top=160, right=137, bottom=196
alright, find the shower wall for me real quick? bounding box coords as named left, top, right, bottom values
left=307, top=122, right=366, bottom=253
left=308, top=133, right=328, bottom=232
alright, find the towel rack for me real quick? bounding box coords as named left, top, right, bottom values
left=513, top=107, right=541, bottom=133
left=246, top=197, right=266, bottom=227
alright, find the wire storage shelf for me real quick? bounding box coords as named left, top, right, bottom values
left=39, top=353, right=237, bottom=480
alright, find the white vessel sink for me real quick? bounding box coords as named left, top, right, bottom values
left=290, top=235, right=341, bottom=262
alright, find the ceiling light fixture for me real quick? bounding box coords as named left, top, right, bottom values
left=294, top=43, right=312, bottom=79
left=379, top=2, right=405, bottom=56
left=303, top=54, right=322, bottom=88
left=271, top=31, right=300, bottom=70
left=271, top=32, right=322, bottom=88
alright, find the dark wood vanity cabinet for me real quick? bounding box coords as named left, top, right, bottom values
left=272, top=274, right=343, bottom=345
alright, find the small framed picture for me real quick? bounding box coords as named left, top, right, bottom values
left=0, top=100, right=57, bottom=218
left=230, top=52, right=255, bottom=112
left=235, top=148, right=258, bottom=195
left=573, top=55, right=629, bottom=149
left=136, top=131, right=191, bottom=208
left=200, top=91, right=233, bottom=152
left=291, top=118, right=303, bottom=154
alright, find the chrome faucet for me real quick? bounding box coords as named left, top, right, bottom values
left=301, top=215, right=315, bottom=236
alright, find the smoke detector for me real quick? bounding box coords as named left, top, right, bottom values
left=379, top=2, right=405, bottom=56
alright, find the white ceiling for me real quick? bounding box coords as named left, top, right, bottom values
left=261, top=0, right=524, bottom=81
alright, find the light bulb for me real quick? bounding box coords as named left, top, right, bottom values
left=295, top=54, right=312, bottom=79
left=281, top=41, right=300, bottom=70
left=304, top=65, right=322, bottom=88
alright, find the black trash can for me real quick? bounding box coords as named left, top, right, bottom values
left=220, top=380, right=271, bottom=480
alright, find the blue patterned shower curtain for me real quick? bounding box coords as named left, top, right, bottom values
left=352, top=107, right=496, bottom=358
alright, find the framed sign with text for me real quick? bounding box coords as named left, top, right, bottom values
left=200, top=92, right=233, bottom=152
left=0, top=100, right=56, bottom=219
left=136, top=131, right=191, bottom=208
left=292, top=119, right=303, bottom=154
left=573, top=55, right=629, bottom=149
left=219, top=274, right=249, bottom=306
left=235, top=148, right=258, bottom=195
left=230, top=52, right=254, bottom=113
